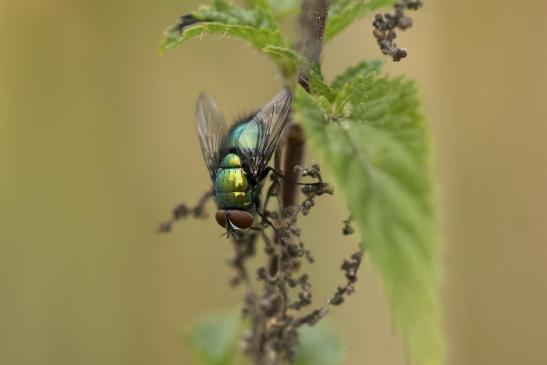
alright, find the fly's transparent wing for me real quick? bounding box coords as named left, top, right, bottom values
left=236, top=88, right=292, bottom=177
left=196, top=93, right=228, bottom=181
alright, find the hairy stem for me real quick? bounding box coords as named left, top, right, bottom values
left=298, top=0, right=330, bottom=91
left=281, top=123, right=305, bottom=207
left=252, top=3, right=331, bottom=365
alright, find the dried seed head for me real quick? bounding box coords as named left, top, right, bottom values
left=372, top=0, right=424, bottom=61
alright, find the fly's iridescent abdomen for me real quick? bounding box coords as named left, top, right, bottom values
left=213, top=118, right=262, bottom=210
left=214, top=153, right=253, bottom=210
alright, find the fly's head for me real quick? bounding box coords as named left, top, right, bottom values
left=215, top=209, right=254, bottom=239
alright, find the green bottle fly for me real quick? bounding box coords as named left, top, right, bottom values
left=195, top=89, right=292, bottom=237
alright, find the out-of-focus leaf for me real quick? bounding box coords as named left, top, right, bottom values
left=294, top=323, right=344, bottom=365
left=198, top=0, right=277, bottom=29
left=262, top=45, right=306, bottom=63
left=330, top=60, right=383, bottom=90
left=160, top=0, right=281, bottom=51
left=160, top=0, right=303, bottom=73
left=162, top=22, right=286, bottom=52
left=267, top=0, right=301, bottom=15
left=183, top=311, right=242, bottom=365
left=294, top=64, right=443, bottom=365
left=308, top=67, right=337, bottom=102
left=325, top=0, right=397, bottom=41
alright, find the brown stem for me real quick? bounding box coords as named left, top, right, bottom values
left=253, top=3, right=330, bottom=365
left=268, top=148, right=283, bottom=278
left=268, top=123, right=306, bottom=278
left=281, top=123, right=305, bottom=207
left=298, top=0, right=330, bottom=91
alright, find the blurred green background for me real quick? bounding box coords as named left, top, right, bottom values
left=1, top=1, right=546, bottom=364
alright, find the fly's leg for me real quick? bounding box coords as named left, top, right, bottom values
left=255, top=163, right=331, bottom=231
left=248, top=193, right=277, bottom=232
left=261, top=163, right=334, bottom=219
left=255, top=210, right=277, bottom=231
left=260, top=165, right=326, bottom=187
left=260, top=179, right=280, bottom=214
left=157, top=190, right=213, bottom=233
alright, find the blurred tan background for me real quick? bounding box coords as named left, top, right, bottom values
left=1, top=0, right=546, bottom=364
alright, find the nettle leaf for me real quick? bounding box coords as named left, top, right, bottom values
left=162, top=22, right=286, bottom=51
left=330, top=60, right=383, bottom=90
left=295, top=323, right=344, bottom=365
left=326, top=0, right=397, bottom=41
left=262, top=45, right=306, bottom=64
left=308, top=67, right=337, bottom=102
left=182, top=311, right=242, bottom=365
left=161, top=0, right=283, bottom=52
left=160, top=0, right=303, bottom=73
left=294, top=65, right=443, bottom=365
left=196, top=0, right=277, bottom=29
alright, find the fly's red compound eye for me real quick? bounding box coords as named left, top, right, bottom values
left=228, top=210, right=254, bottom=229
left=215, top=210, right=254, bottom=230
left=215, top=210, right=227, bottom=228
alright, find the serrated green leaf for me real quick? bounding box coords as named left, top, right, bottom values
left=261, top=45, right=306, bottom=77
left=331, top=60, right=383, bottom=90
left=294, top=67, right=443, bottom=365
left=325, top=0, right=397, bottom=41
left=262, top=45, right=306, bottom=63
left=160, top=0, right=304, bottom=74
left=201, top=0, right=277, bottom=29
left=160, top=0, right=281, bottom=51
left=295, top=323, right=344, bottom=365
left=183, top=311, right=242, bottom=365
left=161, top=22, right=286, bottom=52
left=308, top=68, right=337, bottom=103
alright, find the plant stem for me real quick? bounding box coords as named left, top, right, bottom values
left=298, top=0, right=330, bottom=91
left=253, top=3, right=331, bottom=365
left=281, top=123, right=305, bottom=207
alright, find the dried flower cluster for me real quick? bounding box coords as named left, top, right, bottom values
left=232, top=150, right=363, bottom=364
left=160, top=154, right=364, bottom=365
left=157, top=191, right=211, bottom=233
left=373, top=0, right=424, bottom=61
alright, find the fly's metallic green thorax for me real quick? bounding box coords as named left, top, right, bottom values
left=214, top=152, right=253, bottom=210
left=222, top=119, right=262, bottom=153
